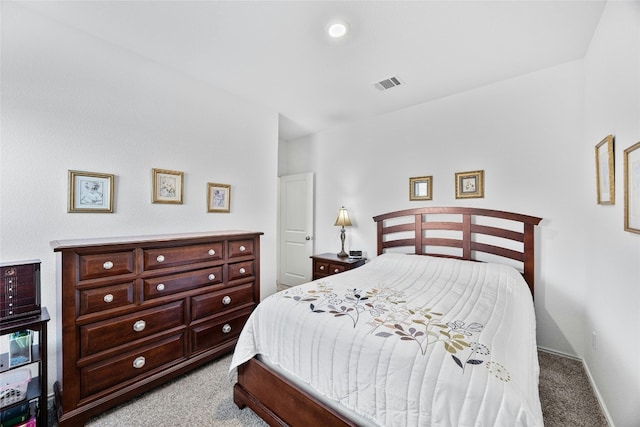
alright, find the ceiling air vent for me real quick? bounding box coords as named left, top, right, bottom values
left=374, top=76, right=402, bottom=91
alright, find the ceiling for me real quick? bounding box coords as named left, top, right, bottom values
left=19, top=1, right=606, bottom=141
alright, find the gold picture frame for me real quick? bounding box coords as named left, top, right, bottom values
left=595, top=135, right=615, bottom=205
left=152, top=168, right=184, bottom=204
left=207, top=182, right=231, bottom=213
left=455, top=170, right=484, bottom=199
left=68, top=170, right=114, bottom=213
left=409, top=176, right=433, bottom=201
left=624, top=141, right=640, bottom=234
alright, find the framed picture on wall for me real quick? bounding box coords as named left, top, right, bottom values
left=624, top=141, right=640, bottom=234
left=152, top=168, right=184, bottom=204
left=68, top=170, right=114, bottom=213
left=595, top=135, right=615, bottom=205
left=409, top=176, right=433, bottom=201
left=207, top=182, right=231, bottom=213
left=455, top=170, right=484, bottom=199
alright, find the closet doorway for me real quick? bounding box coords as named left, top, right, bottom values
left=278, top=173, right=314, bottom=287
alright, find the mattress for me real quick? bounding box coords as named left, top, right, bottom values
left=230, top=253, right=543, bottom=426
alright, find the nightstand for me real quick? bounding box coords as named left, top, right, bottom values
left=311, top=253, right=366, bottom=280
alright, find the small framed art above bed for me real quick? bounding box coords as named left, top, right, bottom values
left=231, top=207, right=543, bottom=427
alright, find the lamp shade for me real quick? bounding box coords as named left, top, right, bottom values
left=334, top=207, right=352, bottom=227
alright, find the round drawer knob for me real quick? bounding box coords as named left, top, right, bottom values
left=156, top=283, right=165, bottom=291
left=239, top=245, right=246, bottom=252
left=133, top=320, right=146, bottom=332
left=156, top=255, right=165, bottom=263
left=319, top=265, right=325, bottom=270
left=222, top=296, right=231, bottom=305
left=334, top=269, right=339, bottom=273
left=103, top=294, right=114, bottom=303
left=208, top=274, right=216, bottom=281
left=103, top=261, right=114, bottom=270
left=239, top=268, right=246, bottom=274
left=133, top=356, right=146, bottom=369
left=208, top=249, right=216, bottom=256
left=222, top=324, right=232, bottom=334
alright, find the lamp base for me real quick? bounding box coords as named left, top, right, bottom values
left=337, top=226, right=349, bottom=257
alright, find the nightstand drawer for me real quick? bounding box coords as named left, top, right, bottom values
left=314, top=261, right=345, bottom=276
left=311, top=253, right=367, bottom=280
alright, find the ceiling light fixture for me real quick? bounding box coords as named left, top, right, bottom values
left=327, top=20, right=349, bottom=38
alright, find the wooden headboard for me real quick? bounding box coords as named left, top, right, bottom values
left=372, top=207, right=542, bottom=296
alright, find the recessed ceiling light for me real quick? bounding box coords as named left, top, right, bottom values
left=327, top=20, right=349, bottom=38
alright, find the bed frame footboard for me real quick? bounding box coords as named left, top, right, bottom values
left=234, top=357, right=357, bottom=427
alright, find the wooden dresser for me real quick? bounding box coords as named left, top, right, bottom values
left=51, top=231, right=262, bottom=426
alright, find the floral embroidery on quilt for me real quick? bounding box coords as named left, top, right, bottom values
left=279, top=283, right=511, bottom=381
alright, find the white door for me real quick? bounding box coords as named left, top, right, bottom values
left=279, top=173, right=314, bottom=287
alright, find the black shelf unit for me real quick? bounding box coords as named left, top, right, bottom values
left=1, top=307, right=49, bottom=426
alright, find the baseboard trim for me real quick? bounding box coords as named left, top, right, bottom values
left=580, top=358, right=615, bottom=426
left=537, top=346, right=614, bottom=427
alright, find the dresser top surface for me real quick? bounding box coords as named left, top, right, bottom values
left=51, top=230, right=263, bottom=251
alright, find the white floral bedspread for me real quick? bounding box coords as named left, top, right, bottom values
left=230, top=253, right=543, bottom=426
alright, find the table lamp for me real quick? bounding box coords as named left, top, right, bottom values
left=334, top=206, right=352, bottom=257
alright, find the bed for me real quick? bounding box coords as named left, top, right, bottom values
left=230, top=207, right=543, bottom=426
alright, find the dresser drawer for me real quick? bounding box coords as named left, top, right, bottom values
left=81, top=333, right=185, bottom=398
left=80, top=301, right=185, bottom=357
left=191, top=283, right=255, bottom=321
left=190, top=310, right=251, bottom=354
left=79, top=251, right=135, bottom=280
left=79, top=281, right=135, bottom=316
left=228, top=239, right=254, bottom=258
left=228, top=260, right=254, bottom=281
left=144, top=242, right=224, bottom=270
left=144, top=267, right=222, bottom=300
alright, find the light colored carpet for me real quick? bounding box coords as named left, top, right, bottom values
left=83, top=354, right=266, bottom=427
left=53, top=350, right=608, bottom=426
left=538, top=350, right=608, bottom=426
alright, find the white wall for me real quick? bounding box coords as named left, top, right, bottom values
left=285, top=3, right=639, bottom=425
left=1, top=3, right=279, bottom=395
left=583, top=2, right=640, bottom=426
left=294, top=58, right=589, bottom=350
